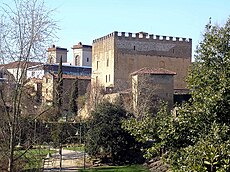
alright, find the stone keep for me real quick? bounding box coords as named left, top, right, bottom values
left=92, top=31, right=192, bottom=91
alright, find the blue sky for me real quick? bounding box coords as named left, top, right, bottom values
left=2, top=0, right=230, bottom=62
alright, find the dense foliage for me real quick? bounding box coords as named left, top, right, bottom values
left=85, top=101, right=144, bottom=164
left=69, top=79, right=78, bottom=114
left=123, top=17, right=230, bottom=171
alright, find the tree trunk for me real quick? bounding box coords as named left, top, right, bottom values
left=8, top=124, right=15, bottom=172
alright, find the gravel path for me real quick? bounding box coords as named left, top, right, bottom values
left=43, top=149, right=91, bottom=172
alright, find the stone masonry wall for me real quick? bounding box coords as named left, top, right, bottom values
left=92, top=31, right=192, bottom=90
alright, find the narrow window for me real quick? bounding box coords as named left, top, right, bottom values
left=106, top=75, right=107, bottom=83
left=134, top=46, right=136, bottom=50
left=106, top=58, right=109, bottom=67
left=75, top=55, right=80, bottom=66
left=46, top=88, right=48, bottom=94
left=87, top=57, right=89, bottom=62
left=109, top=74, right=110, bottom=82
left=97, top=61, right=99, bottom=69
left=172, top=49, right=175, bottom=53
left=159, top=61, right=165, bottom=68
left=96, top=76, right=98, bottom=84
left=46, top=78, right=49, bottom=83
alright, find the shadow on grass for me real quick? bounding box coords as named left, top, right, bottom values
left=78, top=165, right=150, bottom=172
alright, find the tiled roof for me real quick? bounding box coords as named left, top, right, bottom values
left=72, top=44, right=92, bottom=49
left=50, top=73, right=91, bottom=80
left=130, top=67, right=176, bottom=76
left=0, top=61, right=43, bottom=69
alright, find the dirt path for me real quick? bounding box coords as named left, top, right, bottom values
left=43, top=149, right=92, bottom=172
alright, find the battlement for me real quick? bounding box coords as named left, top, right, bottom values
left=93, top=31, right=192, bottom=44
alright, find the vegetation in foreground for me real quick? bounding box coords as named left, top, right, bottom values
left=15, top=148, right=57, bottom=171
left=123, top=17, right=230, bottom=171
left=85, top=100, right=145, bottom=165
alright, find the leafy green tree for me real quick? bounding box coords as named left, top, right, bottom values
left=123, top=17, right=230, bottom=171
left=85, top=101, right=144, bottom=164
left=187, top=18, right=230, bottom=125
left=166, top=17, right=230, bottom=171
left=170, top=122, right=230, bottom=172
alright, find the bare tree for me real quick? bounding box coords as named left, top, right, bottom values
left=0, top=0, right=58, bottom=171
left=131, top=74, right=159, bottom=118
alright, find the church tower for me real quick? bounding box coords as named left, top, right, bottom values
left=72, top=42, right=92, bottom=67
left=47, top=45, right=68, bottom=64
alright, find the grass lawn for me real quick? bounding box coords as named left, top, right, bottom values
left=15, top=147, right=57, bottom=170
left=78, top=165, right=150, bottom=172
left=65, top=144, right=85, bottom=152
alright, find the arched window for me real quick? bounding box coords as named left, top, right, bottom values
left=159, top=61, right=165, bottom=68
left=75, top=55, right=80, bottom=66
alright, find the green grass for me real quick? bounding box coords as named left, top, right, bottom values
left=65, top=144, right=85, bottom=152
left=15, top=148, right=57, bottom=170
left=78, top=165, right=150, bottom=172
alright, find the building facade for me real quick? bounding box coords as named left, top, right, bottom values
left=47, top=45, right=68, bottom=64
left=72, top=42, right=92, bottom=67
left=131, top=67, right=176, bottom=112
left=92, top=31, right=192, bottom=92
left=27, top=64, right=91, bottom=79
left=42, top=73, right=91, bottom=110
left=0, top=61, right=42, bottom=81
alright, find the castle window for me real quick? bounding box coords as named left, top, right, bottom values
left=46, top=88, right=48, bottom=94
left=172, top=49, right=175, bottom=53
left=87, top=57, right=89, bottom=62
left=109, top=74, right=110, bottom=82
left=97, top=61, right=99, bottom=69
left=49, top=56, right=53, bottom=64
left=106, top=75, right=107, bottom=83
left=106, top=58, right=109, bottom=67
left=75, top=55, right=80, bottom=66
left=96, top=76, right=98, bottom=84
left=159, top=61, right=165, bottom=68
left=134, top=46, right=136, bottom=50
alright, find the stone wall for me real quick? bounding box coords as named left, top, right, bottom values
left=92, top=31, right=192, bottom=91
left=92, top=36, right=115, bottom=88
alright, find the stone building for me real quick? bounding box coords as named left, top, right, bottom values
left=92, top=31, right=192, bottom=92
left=47, top=45, right=68, bottom=64
left=0, top=61, right=42, bottom=81
left=42, top=73, right=90, bottom=110
left=27, top=64, right=91, bottom=79
left=72, top=42, right=92, bottom=67
left=131, top=67, right=176, bottom=112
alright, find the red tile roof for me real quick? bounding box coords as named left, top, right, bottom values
left=51, top=74, right=91, bottom=80
left=0, top=61, right=42, bottom=69
left=130, top=67, right=176, bottom=76
left=71, top=42, right=92, bottom=49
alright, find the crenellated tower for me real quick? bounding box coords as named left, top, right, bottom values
left=92, top=31, right=192, bottom=92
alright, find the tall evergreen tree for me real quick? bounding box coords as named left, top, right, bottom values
left=55, top=56, right=63, bottom=118
left=69, top=78, right=78, bottom=115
